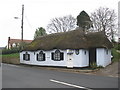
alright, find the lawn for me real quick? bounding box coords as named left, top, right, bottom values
left=2, top=53, right=19, bottom=58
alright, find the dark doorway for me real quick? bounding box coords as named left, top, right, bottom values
left=89, top=48, right=96, bottom=66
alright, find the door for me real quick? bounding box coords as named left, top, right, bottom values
left=89, top=48, right=96, bottom=66
left=67, top=54, right=73, bottom=68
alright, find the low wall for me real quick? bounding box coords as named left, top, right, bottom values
left=2, top=57, right=20, bottom=64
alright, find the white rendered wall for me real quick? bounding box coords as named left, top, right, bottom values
left=73, top=49, right=89, bottom=67
left=81, top=50, right=89, bottom=67
left=73, top=49, right=82, bottom=67
left=20, top=49, right=89, bottom=68
left=96, top=48, right=111, bottom=67
left=104, top=49, right=111, bottom=67
left=20, top=51, right=35, bottom=65
left=20, top=50, right=67, bottom=67
left=34, top=50, right=67, bottom=67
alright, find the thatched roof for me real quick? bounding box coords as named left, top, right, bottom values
left=23, top=30, right=113, bottom=51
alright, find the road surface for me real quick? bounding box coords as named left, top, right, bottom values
left=2, top=64, right=119, bottom=89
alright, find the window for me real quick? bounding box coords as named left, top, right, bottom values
left=75, top=49, right=79, bottom=55
left=84, top=50, right=86, bottom=55
left=51, top=49, right=64, bottom=61
left=23, top=52, right=30, bottom=61
left=106, top=49, right=109, bottom=55
left=37, top=51, right=45, bottom=61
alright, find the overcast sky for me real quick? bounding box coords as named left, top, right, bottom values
left=0, top=0, right=119, bottom=47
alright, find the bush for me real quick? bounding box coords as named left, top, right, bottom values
left=90, top=62, right=97, bottom=69
left=113, top=42, right=120, bottom=50
left=117, top=44, right=120, bottom=50
left=111, top=48, right=120, bottom=62
left=2, top=48, right=20, bottom=55
left=90, top=62, right=103, bottom=69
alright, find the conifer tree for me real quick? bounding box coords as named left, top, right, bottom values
left=77, top=11, right=93, bottom=31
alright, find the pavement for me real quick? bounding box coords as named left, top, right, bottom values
left=2, top=63, right=119, bottom=89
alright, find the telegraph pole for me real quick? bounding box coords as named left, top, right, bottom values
left=21, top=4, right=24, bottom=42
left=21, top=4, right=24, bottom=50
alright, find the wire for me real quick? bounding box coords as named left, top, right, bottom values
left=25, top=15, right=33, bottom=30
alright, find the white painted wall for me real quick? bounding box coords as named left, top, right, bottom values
left=20, top=49, right=89, bottom=68
left=104, top=49, right=111, bottom=67
left=20, top=51, right=35, bottom=65
left=73, top=49, right=89, bottom=67
left=20, top=48, right=111, bottom=67
left=96, top=48, right=111, bottom=67
left=20, top=50, right=67, bottom=67
left=96, top=48, right=104, bottom=66
left=81, top=50, right=89, bottom=67
left=35, top=50, right=67, bottom=67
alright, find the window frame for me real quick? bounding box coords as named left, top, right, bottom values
left=23, top=52, right=30, bottom=61
left=51, top=49, right=64, bottom=61
left=37, top=51, right=46, bottom=61
left=75, top=49, right=79, bottom=55
left=84, top=50, right=87, bottom=55
left=106, top=49, right=109, bottom=55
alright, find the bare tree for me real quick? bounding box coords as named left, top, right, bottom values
left=91, top=7, right=117, bottom=40
left=47, top=15, right=76, bottom=33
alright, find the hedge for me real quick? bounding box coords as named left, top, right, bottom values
left=2, top=48, right=20, bottom=55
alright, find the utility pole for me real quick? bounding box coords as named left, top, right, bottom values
left=21, top=4, right=24, bottom=50
left=21, top=4, right=24, bottom=42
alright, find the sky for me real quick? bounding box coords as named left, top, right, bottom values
left=0, top=0, right=119, bottom=47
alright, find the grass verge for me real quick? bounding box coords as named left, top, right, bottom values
left=2, top=53, right=19, bottom=58
left=111, top=48, right=120, bottom=62
left=2, top=53, right=20, bottom=64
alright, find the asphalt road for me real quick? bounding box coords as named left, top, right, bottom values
left=2, top=64, right=119, bottom=89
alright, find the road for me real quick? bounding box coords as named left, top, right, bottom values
left=2, top=64, right=119, bottom=89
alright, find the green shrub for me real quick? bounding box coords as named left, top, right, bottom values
left=97, top=65, right=103, bottom=68
left=90, top=62, right=97, bottom=69
left=90, top=62, right=103, bottom=69
left=117, top=44, right=120, bottom=50
left=111, top=48, right=120, bottom=62
left=2, top=48, right=20, bottom=55
left=2, top=53, right=19, bottom=58
left=113, top=42, right=120, bottom=50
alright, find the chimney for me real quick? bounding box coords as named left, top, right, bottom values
left=8, top=37, right=10, bottom=41
left=8, top=37, right=10, bottom=49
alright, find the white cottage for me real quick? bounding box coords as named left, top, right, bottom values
left=20, top=30, right=113, bottom=68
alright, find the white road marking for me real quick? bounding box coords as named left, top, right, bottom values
left=50, top=79, right=92, bottom=90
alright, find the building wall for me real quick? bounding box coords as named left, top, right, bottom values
left=104, top=49, right=111, bottom=67
left=73, top=49, right=89, bottom=67
left=20, top=48, right=111, bottom=67
left=20, top=51, right=34, bottom=65
left=20, top=49, right=89, bottom=68
left=96, top=48, right=111, bottom=67
left=20, top=50, right=67, bottom=67
left=34, top=50, right=67, bottom=67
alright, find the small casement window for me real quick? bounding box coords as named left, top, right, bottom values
left=23, top=52, right=30, bottom=61
left=84, top=50, right=86, bottom=55
left=75, top=49, right=79, bottom=55
left=106, top=49, right=109, bottom=55
left=37, top=51, right=45, bottom=61
left=51, top=49, right=64, bottom=61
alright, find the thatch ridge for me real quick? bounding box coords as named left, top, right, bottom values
left=23, top=30, right=113, bottom=51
